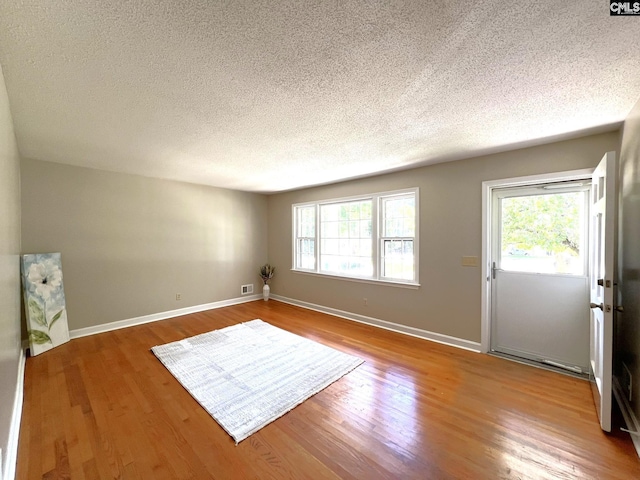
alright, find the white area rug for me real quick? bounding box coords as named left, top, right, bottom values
left=151, top=319, right=364, bottom=444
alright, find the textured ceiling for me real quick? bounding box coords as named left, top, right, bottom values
left=0, top=1, right=639, bottom=193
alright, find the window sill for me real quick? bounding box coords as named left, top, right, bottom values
left=290, top=269, right=420, bottom=289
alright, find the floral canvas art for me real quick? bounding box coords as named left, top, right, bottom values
left=21, top=253, right=70, bottom=356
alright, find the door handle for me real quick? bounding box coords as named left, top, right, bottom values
left=492, top=262, right=502, bottom=279
left=590, top=303, right=624, bottom=312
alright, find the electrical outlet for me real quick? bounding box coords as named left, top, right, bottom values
left=175, top=293, right=182, bottom=301
left=363, top=298, right=368, bottom=306
left=241, top=284, right=254, bottom=295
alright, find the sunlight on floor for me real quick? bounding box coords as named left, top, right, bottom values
left=495, top=415, right=588, bottom=479
left=340, top=365, right=421, bottom=454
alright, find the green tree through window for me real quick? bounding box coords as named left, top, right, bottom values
left=499, top=190, right=588, bottom=275
left=501, top=192, right=583, bottom=256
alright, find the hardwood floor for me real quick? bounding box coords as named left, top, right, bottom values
left=17, top=300, right=639, bottom=479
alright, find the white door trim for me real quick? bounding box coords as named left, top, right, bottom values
left=481, top=168, right=594, bottom=353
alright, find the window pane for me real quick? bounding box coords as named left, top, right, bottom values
left=297, top=239, right=315, bottom=269
left=500, top=191, right=586, bottom=275
left=403, top=241, right=413, bottom=255
left=349, top=221, right=359, bottom=237
left=360, top=220, right=372, bottom=238
left=339, top=239, right=349, bottom=254
left=348, top=203, right=360, bottom=220
left=382, top=239, right=414, bottom=280
left=322, top=221, right=339, bottom=238
left=360, top=239, right=372, bottom=256
left=322, top=239, right=339, bottom=254
left=361, top=201, right=372, bottom=219
left=297, top=206, right=315, bottom=237
left=386, top=219, right=397, bottom=236
left=383, top=196, right=415, bottom=237
left=320, top=200, right=373, bottom=277
left=339, top=221, right=349, bottom=238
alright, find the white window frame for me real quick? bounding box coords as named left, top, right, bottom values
left=292, top=188, right=419, bottom=287
left=293, top=204, right=317, bottom=271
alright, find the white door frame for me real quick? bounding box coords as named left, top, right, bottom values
left=480, top=168, right=595, bottom=353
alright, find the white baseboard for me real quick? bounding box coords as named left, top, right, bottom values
left=67, top=293, right=481, bottom=353
left=4, top=346, right=26, bottom=480
left=69, top=294, right=262, bottom=339
left=271, top=295, right=481, bottom=353
left=613, top=375, right=640, bottom=458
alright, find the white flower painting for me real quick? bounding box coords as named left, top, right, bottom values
left=21, top=253, right=70, bottom=356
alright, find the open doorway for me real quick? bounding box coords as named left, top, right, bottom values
left=482, top=154, right=619, bottom=432
left=481, top=169, right=594, bottom=375
left=490, top=182, right=590, bottom=373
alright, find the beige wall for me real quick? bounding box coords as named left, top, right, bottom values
left=21, top=160, right=268, bottom=330
left=618, top=96, right=640, bottom=420
left=268, top=131, right=619, bottom=342
left=0, top=64, right=22, bottom=477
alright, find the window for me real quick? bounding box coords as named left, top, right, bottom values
left=292, top=189, right=418, bottom=285
left=497, top=187, right=589, bottom=275
left=295, top=205, right=316, bottom=270
left=319, top=199, right=373, bottom=277
left=380, top=194, right=416, bottom=281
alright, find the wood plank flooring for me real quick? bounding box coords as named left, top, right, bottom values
left=17, top=300, right=640, bottom=479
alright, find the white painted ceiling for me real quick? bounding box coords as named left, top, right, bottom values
left=0, top=1, right=639, bottom=193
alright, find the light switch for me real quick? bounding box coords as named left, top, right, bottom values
left=461, top=256, right=478, bottom=267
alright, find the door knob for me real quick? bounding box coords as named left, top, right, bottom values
left=615, top=305, right=624, bottom=313
left=590, top=302, right=603, bottom=310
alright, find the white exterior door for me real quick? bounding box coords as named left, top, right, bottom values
left=589, top=151, right=617, bottom=432
left=490, top=183, right=591, bottom=372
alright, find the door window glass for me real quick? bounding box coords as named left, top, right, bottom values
left=500, top=190, right=588, bottom=275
